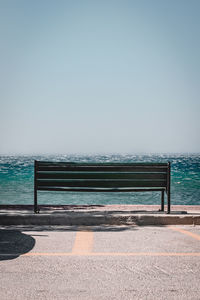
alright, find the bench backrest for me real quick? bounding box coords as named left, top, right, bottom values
left=35, top=161, right=170, bottom=191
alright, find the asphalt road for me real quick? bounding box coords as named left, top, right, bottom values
left=0, top=225, right=200, bottom=300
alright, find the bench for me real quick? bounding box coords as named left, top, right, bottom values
left=34, top=161, right=171, bottom=214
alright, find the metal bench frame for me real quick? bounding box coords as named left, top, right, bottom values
left=34, top=161, right=171, bottom=214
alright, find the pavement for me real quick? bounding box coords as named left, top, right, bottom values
left=0, top=224, right=200, bottom=300
left=0, top=204, right=200, bottom=225
left=1, top=205, right=200, bottom=299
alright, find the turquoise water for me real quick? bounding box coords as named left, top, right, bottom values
left=0, top=154, right=199, bottom=206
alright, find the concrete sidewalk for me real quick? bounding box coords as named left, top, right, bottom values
left=0, top=205, right=200, bottom=226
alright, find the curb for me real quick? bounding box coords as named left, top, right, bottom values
left=0, top=213, right=200, bottom=226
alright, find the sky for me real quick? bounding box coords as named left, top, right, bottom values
left=0, top=0, right=199, bottom=155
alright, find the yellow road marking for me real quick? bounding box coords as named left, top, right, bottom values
left=72, top=228, right=93, bottom=254
left=17, top=252, right=200, bottom=256
left=168, top=226, right=200, bottom=241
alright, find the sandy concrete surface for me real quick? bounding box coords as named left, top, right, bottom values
left=1, top=204, right=200, bottom=213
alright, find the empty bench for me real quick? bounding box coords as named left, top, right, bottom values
left=34, top=161, right=171, bottom=213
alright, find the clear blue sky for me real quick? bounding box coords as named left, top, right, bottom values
left=0, top=0, right=199, bottom=154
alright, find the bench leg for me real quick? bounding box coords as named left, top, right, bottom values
left=160, top=190, right=164, bottom=211
left=167, top=191, right=170, bottom=214
left=167, top=161, right=171, bottom=214
left=34, top=189, right=39, bottom=213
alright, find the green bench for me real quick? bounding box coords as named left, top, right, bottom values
left=34, top=161, right=171, bottom=214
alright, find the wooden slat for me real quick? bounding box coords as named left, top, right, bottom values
left=37, top=187, right=165, bottom=192
left=36, top=161, right=168, bottom=173
left=37, top=172, right=167, bottom=180
left=37, top=166, right=168, bottom=173
left=37, top=179, right=167, bottom=188
left=37, top=161, right=168, bottom=166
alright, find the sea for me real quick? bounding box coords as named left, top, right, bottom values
left=0, top=154, right=199, bottom=206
